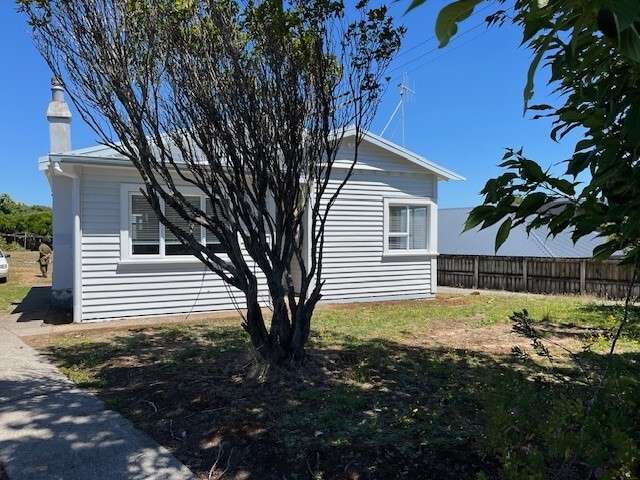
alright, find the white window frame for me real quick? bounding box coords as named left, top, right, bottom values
left=383, top=197, right=437, bottom=257
left=119, top=184, right=222, bottom=263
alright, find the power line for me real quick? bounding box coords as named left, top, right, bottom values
left=378, top=28, right=490, bottom=142
left=390, top=0, right=497, bottom=65
left=402, top=28, right=490, bottom=77
left=377, top=2, right=502, bottom=143
left=389, top=20, right=486, bottom=76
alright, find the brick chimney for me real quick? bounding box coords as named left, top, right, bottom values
left=46, top=77, right=72, bottom=153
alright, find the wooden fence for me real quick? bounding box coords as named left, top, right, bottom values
left=0, top=232, right=51, bottom=251
left=437, top=255, right=639, bottom=299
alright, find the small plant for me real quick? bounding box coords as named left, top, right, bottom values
left=503, top=303, right=640, bottom=479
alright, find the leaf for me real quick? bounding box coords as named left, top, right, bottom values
left=548, top=205, right=574, bottom=234
left=574, top=139, right=595, bottom=153
left=405, top=0, right=427, bottom=13
left=521, top=159, right=546, bottom=183
left=518, top=192, right=548, bottom=215
left=499, top=159, right=519, bottom=168
left=610, top=0, right=640, bottom=32
left=624, top=103, right=640, bottom=145
left=464, top=205, right=494, bottom=232
left=522, top=13, right=548, bottom=44
left=548, top=178, right=576, bottom=196
left=524, top=34, right=553, bottom=112
left=619, top=25, right=640, bottom=63
left=435, top=0, right=482, bottom=47
left=593, top=240, right=620, bottom=260
left=527, top=104, right=553, bottom=111
left=495, top=217, right=512, bottom=252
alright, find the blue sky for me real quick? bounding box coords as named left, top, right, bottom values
left=0, top=1, right=578, bottom=208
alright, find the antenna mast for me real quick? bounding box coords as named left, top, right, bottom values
left=380, top=73, right=415, bottom=146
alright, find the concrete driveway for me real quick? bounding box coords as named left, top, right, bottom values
left=0, top=287, right=194, bottom=480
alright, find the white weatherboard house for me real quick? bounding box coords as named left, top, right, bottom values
left=41, top=81, right=463, bottom=322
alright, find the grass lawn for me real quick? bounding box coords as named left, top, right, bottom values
left=26, top=293, right=640, bottom=480
left=0, top=282, right=30, bottom=313
left=0, top=251, right=46, bottom=313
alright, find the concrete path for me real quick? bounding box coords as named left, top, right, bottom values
left=0, top=303, right=194, bottom=479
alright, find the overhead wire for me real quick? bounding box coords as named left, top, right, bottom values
left=378, top=4, right=500, bottom=142
left=402, top=28, right=490, bottom=78
left=388, top=0, right=498, bottom=74
left=388, top=20, right=487, bottom=77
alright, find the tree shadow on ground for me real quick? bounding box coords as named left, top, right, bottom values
left=576, top=303, right=640, bottom=341
left=38, top=323, right=640, bottom=480
left=533, top=319, right=606, bottom=344
left=0, top=375, right=191, bottom=479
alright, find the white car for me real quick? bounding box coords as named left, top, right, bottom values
left=0, top=250, right=8, bottom=283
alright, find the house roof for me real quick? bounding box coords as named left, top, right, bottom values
left=40, top=129, right=464, bottom=181
left=438, top=207, right=607, bottom=258
left=343, top=129, right=465, bottom=181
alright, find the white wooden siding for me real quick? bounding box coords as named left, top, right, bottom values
left=79, top=167, right=269, bottom=320
left=317, top=169, right=437, bottom=302
left=333, top=141, right=428, bottom=173
left=78, top=142, right=438, bottom=320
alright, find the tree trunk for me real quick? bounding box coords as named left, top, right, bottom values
left=242, top=288, right=311, bottom=367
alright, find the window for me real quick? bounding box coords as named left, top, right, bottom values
left=165, top=196, right=201, bottom=256
left=205, top=198, right=225, bottom=253
left=121, top=185, right=226, bottom=261
left=130, top=194, right=160, bottom=255
left=383, top=198, right=435, bottom=255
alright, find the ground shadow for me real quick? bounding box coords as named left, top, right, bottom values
left=577, top=303, right=640, bottom=341
left=0, top=375, right=191, bottom=479
left=35, top=322, right=640, bottom=480
left=10, top=286, right=71, bottom=325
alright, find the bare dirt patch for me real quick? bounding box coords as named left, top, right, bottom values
left=412, top=319, right=594, bottom=357
left=5, top=251, right=51, bottom=287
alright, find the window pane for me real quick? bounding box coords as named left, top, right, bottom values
left=205, top=199, right=225, bottom=253
left=389, top=206, right=407, bottom=233
left=131, top=195, right=159, bottom=255
left=389, top=236, right=407, bottom=250
left=165, top=196, right=200, bottom=256
left=409, top=206, right=428, bottom=249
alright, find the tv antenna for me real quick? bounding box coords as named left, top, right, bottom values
left=380, top=73, right=415, bottom=146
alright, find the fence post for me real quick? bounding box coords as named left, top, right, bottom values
left=473, top=256, right=479, bottom=289
left=522, top=258, right=528, bottom=292
left=580, top=259, right=586, bottom=295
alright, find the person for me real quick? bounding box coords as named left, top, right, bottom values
left=38, top=241, right=52, bottom=278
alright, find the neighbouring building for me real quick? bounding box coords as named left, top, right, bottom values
left=438, top=207, right=604, bottom=258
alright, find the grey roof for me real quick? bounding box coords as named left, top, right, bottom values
left=438, top=207, right=606, bottom=258
left=44, top=129, right=464, bottom=181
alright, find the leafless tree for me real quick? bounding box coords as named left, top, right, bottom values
left=20, top=0, right=403, bottom=365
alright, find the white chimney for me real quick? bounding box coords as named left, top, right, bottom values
left=46, top=77, right=72, bottom=154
